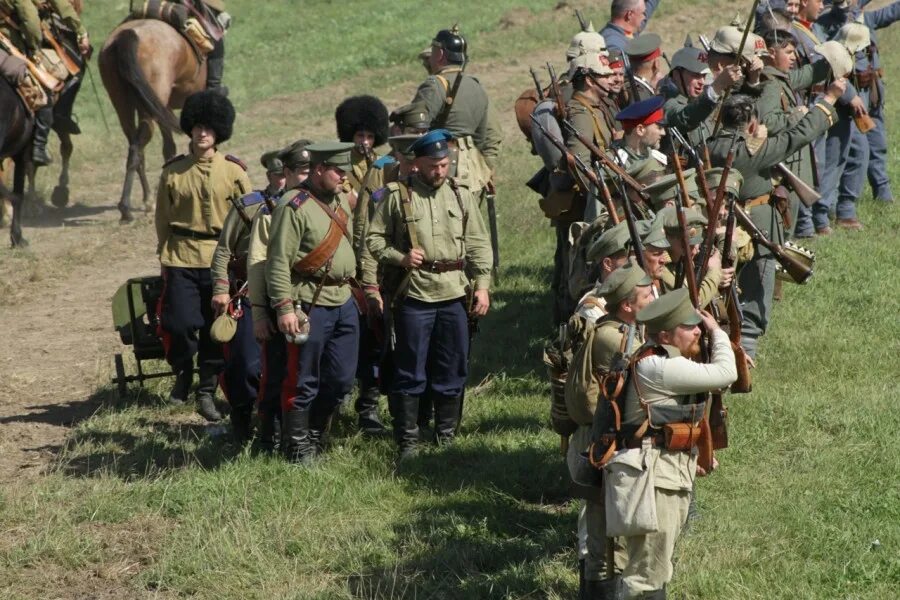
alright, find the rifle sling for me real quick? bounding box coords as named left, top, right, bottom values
left=572, top=95, right=610, bottom=148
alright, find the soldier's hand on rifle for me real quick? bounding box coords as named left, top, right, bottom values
left=719, top=267, right=735, bottom=290
left=253, top=318, right=274, bottom=342
left=401, top=247, right=425, bottom=269
left=78, top=33, right=91, bottom=57
left=849, top=95, right=869, bottom=117
left=697, top=308, right=721, bottom=333
left=211, top=293, right=230, bottom=317
left=471, top=289, right=490, bottom=317
left=711, top=65, right=743, bottom=95
left=278, top=312, right=301, bottom=336
left=823, top=78, right=848, bottom=104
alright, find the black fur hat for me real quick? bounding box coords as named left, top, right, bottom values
left=335, top=95, right=389, bottom=147
left=180, top=90, right=235, bottom=143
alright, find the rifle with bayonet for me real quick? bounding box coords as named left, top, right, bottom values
left=547, top=62, right=568, bottom=121
left=530, top=115, right=620, bottom=224
left=485, top=182, right=500, bottom=282
left=721, top=194, right=753, bottom=394
left=561, top=120, right=649, bottom=200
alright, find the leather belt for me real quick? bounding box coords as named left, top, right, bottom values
left=301, top=274, right=351, bottom=287
left=170, top=225, right=221, bottom=240
left=419, top=259, right=466, bottom=273
left=744, top=194, right=771, bottom=209
left=854, top=68, right=883, bottom=88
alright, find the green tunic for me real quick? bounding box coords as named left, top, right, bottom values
left=366, top=175, right=492, bottom=303
left=210, top=199, right=265, bottom=295
left=265, top=182, right=356, bottom=313
left=0, top=0, right=42, bottom=52
left=707, top=100, right=837, bottom=254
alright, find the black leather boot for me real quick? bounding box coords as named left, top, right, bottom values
left=433, top=394, right=461, bottom=445
left=585, top=576, right=625, bottom=600
left=389, top=394, right=420, bottom=459
left=195, top=367, right=222, bottom=422
left=205, top=39, right=228, bottom=96
left=32, top=106, right=54, bottom=166
left=167, top=365, right=193, bottom=405
left=578, top=559, right=587, bottom=600
left=309, top=404, right=335, bottom=456
left=355, top=383, right=387, bottom=436
left=282, top=408, right=315, bottom=465
left=255, top=408, right=280, bottom=455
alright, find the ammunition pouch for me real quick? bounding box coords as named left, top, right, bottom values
left=771, top=185, right=791, bottom=231
left=853, top=68, right=883, bottom=90
left=36, top=48, right=67, bottom=82
left=662, top=422, right=702, bottom=452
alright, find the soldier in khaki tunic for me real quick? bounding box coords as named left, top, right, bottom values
left=266, top=141, right=360, bottom=464
left=367, top=129, right=492, bottom=459
left=207, top=150, right=285, bottom=443
left=609, top=289, right=737, bottom=598
left=154, top=90, right=251, bottom=420
left=568, top=262, right=654, bottom=598
left=247, top=140, right=310, bottom=454
left=411, top=26, right=501, bottom=195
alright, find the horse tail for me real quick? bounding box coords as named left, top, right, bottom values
left=114, top=29, right=181, bottom=133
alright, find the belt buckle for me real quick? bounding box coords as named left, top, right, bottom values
left=427, top=262, right=439, bottom=273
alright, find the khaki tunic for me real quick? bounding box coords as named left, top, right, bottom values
left=265, top=183, right=356, bottom=312
left=367, top=176, right=492, bottom=302
left=43, top=0, right=87, bottom=38
left=154, top=152, right=252, bottom=268
left=0, top=0, right=42, bottom=52
left=210, top=193, right=266, bottom=295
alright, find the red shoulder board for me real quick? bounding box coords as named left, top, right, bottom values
left=288, top=190, right=310, bottom=209
left=162, top=153, right=187, bottom=168
left=225, top=154, right=248, bottom=170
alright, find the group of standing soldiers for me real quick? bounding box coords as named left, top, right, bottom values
left=523, top=0, right=897, bottom=598
left=153, top=26, right=500, bottom=464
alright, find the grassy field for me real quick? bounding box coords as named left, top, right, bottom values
left=2, top=0, right=899, bottom=598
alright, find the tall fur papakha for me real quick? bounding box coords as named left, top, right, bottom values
left=335, top=95, right=389, bottom=147
left=180, top=90, right=236, bottom=143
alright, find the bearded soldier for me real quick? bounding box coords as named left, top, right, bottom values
left=155, top=90, right=251, bottom=420
left=367, top=129, right=492, bottom=460
left=266, top=142, right=361, bottom=464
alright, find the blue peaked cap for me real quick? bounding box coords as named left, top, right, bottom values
left=408, top=128, right=454, bottom=158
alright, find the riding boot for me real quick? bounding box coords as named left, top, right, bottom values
left=389, top=394, right=420, bottom=459
left=206, top=39, right=228, bottom=96
left=433, top=394, right=462, bottom=445
left=195, top=366, right=222, bottom=422
left=355, top=383, right=386, bottom=436
left=417, top=394, right=434, bottom=441
left=167, top=365, right=193, bottom=405
left=578, top=559, right=587, bottom=600
left=255, top=408, right=280, bottom=455
left=230, top=406, right=253, bottom=447
left=282, top=408, right=315, bottom=465
left=32, top=106, right=54, bottom=166
left=585, top=576, right=625, bottom=600
left=309, top=403, right=335, bottom=456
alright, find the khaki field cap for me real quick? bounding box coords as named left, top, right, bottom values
left=307, top=141, right=355, bottom=169
left=567, top=22, right=607, bottom=59
left=596, top=261, right=653, bottom=306
left=642, top=224, right=670, bottom=249
left=704, top=167, right=744, bottom=198
left=637, top=288, right=702, bottom=334
left=834, top=22, right=870, bottom=54
left=670, top=46, right=710, bottom=74
left=643, top=168, right=698, bottom=210
left=587, top=221, right=632, bottom=261
left=813, top=40, right=854, bottom=78
left=657, top=205, right=708, bottom=245
left=568, top=52, right=614, bottom=79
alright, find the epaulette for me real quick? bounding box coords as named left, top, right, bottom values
left=288, top=190, right=311, bottom=209
left=371, top=187, right=389, bottom=203
left=225, top=154, right=248, bottom=171
left=162, top=153, right=187, bottom=168
left=372, top=155, right=397, bottom=170
left=240, top=191, right=265, bottom=207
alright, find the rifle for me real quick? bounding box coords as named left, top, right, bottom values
left=734, top=205, right=813, bottom=284
left=575, top=9, right=589, bottom=32
left=41, top=23, right=81, bottom=77
left=0, top=31, right=63, bottom=92
left=561, top=120, right=649, bottom=200
left=721, top=196, right=752, bottom=394
left=774, top=162, right=821, bottom=207
left=671, top=142, right=701, bottom=306
left=546, top=62, right=568, bottom=121
left=530, top=67, right=546, bottom=101
left=435, top=59, right=467, bottom=129
left=530, top=114, right=620, bottom=224
left=711, top=0, right=762, bottom=136
left=485, top=181, right=500, bottom=282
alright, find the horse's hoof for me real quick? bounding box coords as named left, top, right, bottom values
left=11, top=236, right=29, bottom=249
left=51, top=186, right=70, bottom=208
left=119, top=211, right=135, bottom=224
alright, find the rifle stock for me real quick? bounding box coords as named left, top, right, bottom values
left=722, top=197, right=752, bottom=394
left=774, top=162, right=821, bottom=208
left=547, top=62, right=568, bottom=122
left=561, top=120, right=649, bottom=200
left=734, top=205, right=813, bottom=284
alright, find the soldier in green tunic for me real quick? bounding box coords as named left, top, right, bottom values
left=265, top=141, right=361, bottom=464
left=706, top=80, right=844, bottom=358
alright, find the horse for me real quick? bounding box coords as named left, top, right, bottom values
left=0, top=77, right=34, bottom=247
left=99, top=19, right=205, bottom=223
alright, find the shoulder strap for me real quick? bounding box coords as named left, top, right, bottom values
left=308, top=193, right=351, bottom=241
left=572, top=95, right=609, bottom=148
left=224, top=154, right=248, bottom=171
left=434, top=66, right=465, bottom=128
left=398, top=180, right=420, bottom=249
left=163, top=153, right=187, bottom=168
left=447, top=177, right=468, bottom=233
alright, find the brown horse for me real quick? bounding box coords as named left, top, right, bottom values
left=99, top=20, right=205, bottom=222
left=0, top=76, right=34, bottom=247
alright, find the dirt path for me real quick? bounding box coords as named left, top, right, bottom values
left=0, top=1, right=738, bottom=481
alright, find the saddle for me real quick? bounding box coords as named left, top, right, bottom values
left=127, top=1, right=219, bottom=60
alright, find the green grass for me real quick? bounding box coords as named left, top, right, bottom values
left=2, top=0, right=900, bottom=598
